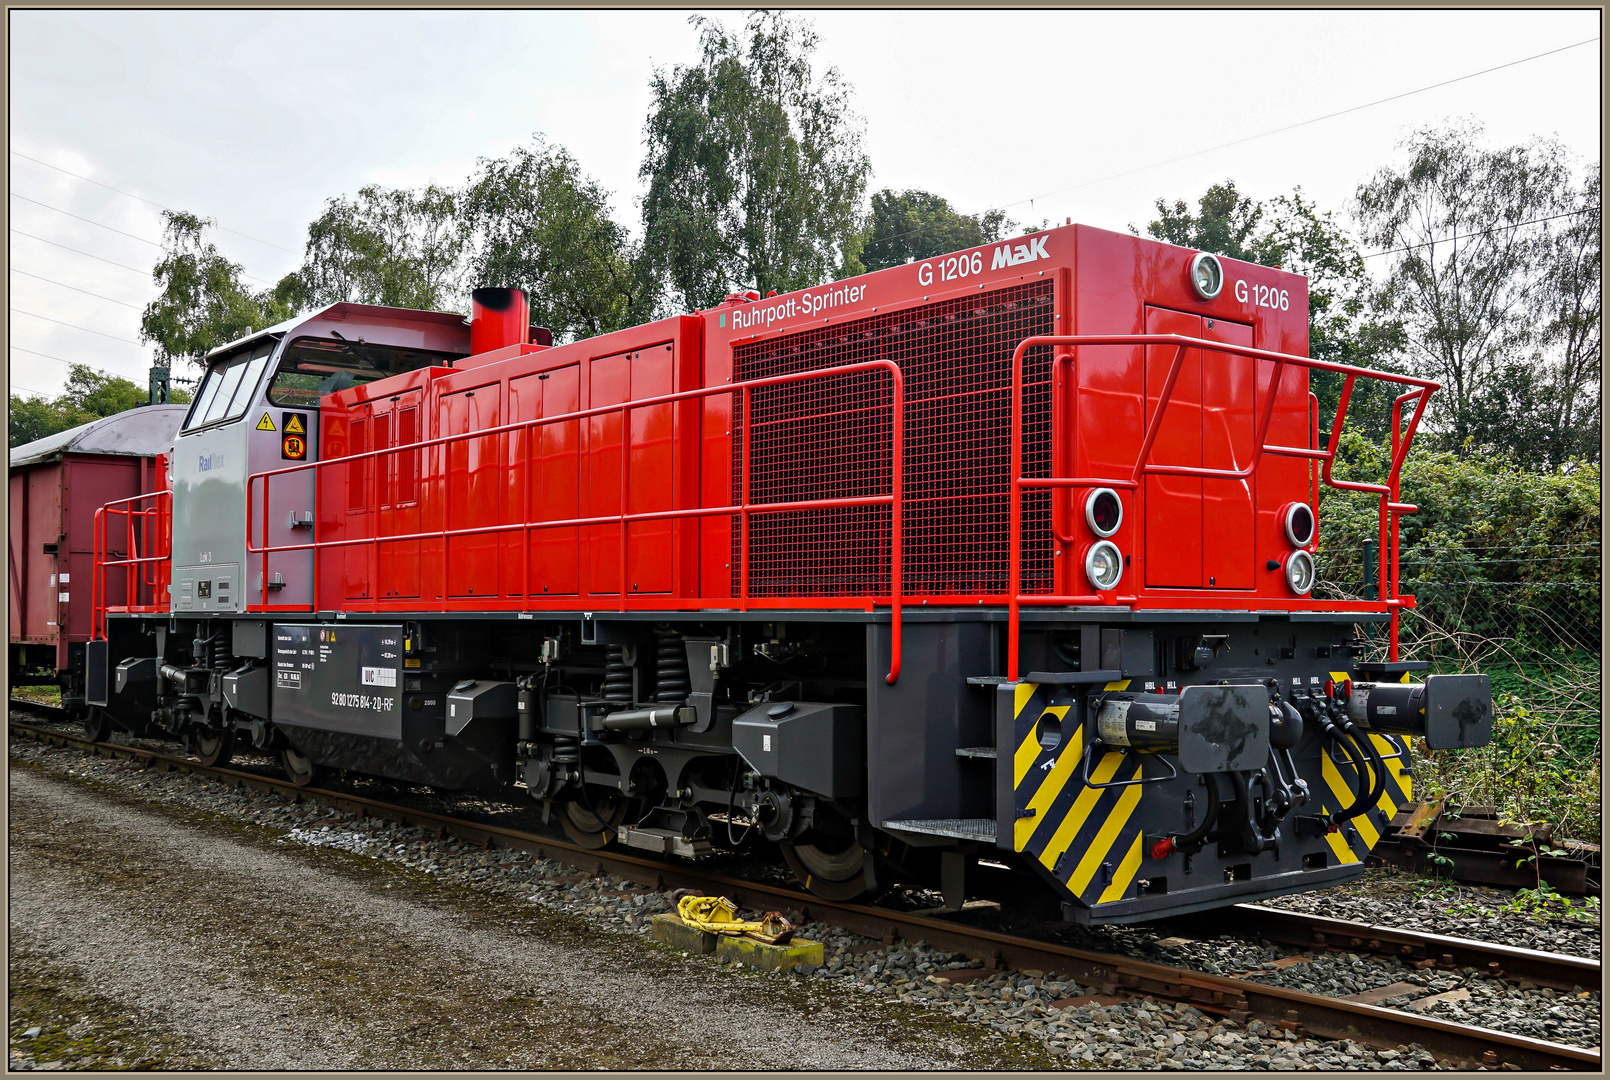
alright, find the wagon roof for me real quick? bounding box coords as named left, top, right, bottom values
left=9, top=403, right=187, bottom=469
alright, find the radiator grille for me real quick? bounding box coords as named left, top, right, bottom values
left=732, top=279, right=1055, bottom=597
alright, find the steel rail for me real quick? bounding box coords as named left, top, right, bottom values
left=10, top=699, right=68, bottom=722
left=1180, top=903, right=1600, bottom=993
left=7, top=716, right=1596, bottom=1072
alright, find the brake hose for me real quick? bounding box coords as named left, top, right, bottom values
left=1332, top=726, right=1387, bottom=823
left=1323, top=725, right=1373, bottom=822
left=1311, top=701, right=1372, bottom=823
left=1152, top=774, right=1220, bottom=859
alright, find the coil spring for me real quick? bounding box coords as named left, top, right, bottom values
left=551, top=735, right=580, bottom=765
left=602, top=644, right=633, bottom=702
left=195, top=633, right=228, bottom=668
left=654, top=627, right=690, bottom=703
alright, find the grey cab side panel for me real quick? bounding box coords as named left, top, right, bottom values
left=171, top=338, right=313, bottom=613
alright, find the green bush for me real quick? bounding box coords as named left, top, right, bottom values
left=1315, top=436, right=1601, bottom=836
left=1415, top=691, right=1602, bottom=844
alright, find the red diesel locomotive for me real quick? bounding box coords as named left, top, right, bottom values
left=82, top=223, right=1492, bottom=923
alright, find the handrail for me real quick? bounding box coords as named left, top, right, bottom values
left=248, top=359, right=907, bottom=684
left=92, top=489, right=172, bottom=640
left=1007, top=333, right=1439, bottom=679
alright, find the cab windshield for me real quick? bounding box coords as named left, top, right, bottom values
left=267, top=335, right=462, bottom=408
left=181, top=337, right=279, bottom=433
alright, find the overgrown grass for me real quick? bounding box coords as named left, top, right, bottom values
left=1411, top=686, right=1602, bottom=844
left=9, top=685, right=61, bottom=706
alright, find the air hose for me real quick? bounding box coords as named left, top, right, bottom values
left=1310, top=700, right=1377, bottom=824
left=1331, top=724, right=1387, bottom=823
left=1152, top=775, right=1220, bottom=859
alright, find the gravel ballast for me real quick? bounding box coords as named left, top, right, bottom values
left=7, top=761, right=1044, bottom=1070
left=1258, top=870, right=1601, bottom=960
left=9, top=724, right=1598, bottom=1068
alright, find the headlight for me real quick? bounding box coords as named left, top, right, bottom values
left=1085, top=487, right=1123, bottom=538
left=1283, top=502, right=1315, bottom=548
left=1190, top=252, right=1223, bottom=299
left=1285, top=549, right=1316, bottom=595
left=1085, top=540, right=1124, bottom=591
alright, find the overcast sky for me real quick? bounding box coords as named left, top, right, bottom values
left=8, top=8, right=1601, bottom=398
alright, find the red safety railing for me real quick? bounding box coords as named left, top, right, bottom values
left=247, top=359, right=907, bottom=683
left=91, top=489, right=172, bottom=640
left=1007, top=334, right=1438, bottom=679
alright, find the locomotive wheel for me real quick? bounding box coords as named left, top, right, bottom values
left=780, top=837, right=868, bottom=901
left=196, top=726, right=235, bottom=769
left=81, top=708, right=111, bottom=744
left=559, top=790, right=631, bottom=850
left=280, top=746, right=318, bottom=787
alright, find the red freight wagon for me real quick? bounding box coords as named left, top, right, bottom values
left=9, top=405, right=182, bottom=701
left=88, top=223, right=1492, bottom=925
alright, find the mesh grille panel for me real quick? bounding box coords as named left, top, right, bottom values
left=732, top=280, right=1055, bottom=597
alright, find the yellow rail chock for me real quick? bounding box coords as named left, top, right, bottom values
left=676, top=895, right=795, bottom=944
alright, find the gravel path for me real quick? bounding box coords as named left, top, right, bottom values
left=6, top=764, right=1038, bottom=1070
left=11, top=726, right=1597, bottom=1069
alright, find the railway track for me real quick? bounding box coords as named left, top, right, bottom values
left=8, top=709, right=1600, bottom=1072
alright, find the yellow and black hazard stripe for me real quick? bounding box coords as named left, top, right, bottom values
left=1318, top=671, right=1413, bottom=863
left=1010, top=680, right=1151, bottom=907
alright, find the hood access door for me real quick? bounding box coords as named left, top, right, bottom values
left=1142, top=307, right=1254, bottom=589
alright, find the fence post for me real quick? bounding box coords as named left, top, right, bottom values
left=1361, top=539, right=1378, bottom=653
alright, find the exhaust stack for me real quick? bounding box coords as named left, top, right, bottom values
left=470, top=288, right=530, bottom=354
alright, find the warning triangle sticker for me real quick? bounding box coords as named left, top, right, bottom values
left=284, top=414, right=305, bottom=434
left=255, top=412, right=276, bottom=431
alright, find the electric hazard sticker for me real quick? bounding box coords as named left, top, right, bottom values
left=256, top=412, right=276, bottom=431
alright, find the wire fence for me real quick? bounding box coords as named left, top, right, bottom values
left=1317, top=545, right=1601, bottom=834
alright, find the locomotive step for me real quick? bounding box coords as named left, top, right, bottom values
left=882, top=818, right=997, bottom=843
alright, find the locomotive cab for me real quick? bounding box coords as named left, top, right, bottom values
left=168, top=305, right=470, bottom=616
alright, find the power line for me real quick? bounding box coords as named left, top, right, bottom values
left=993, top=36, right=1601, bottom=215
left=11, top=267, right=145, bottom=308
left=1364, top=207, right=1601, bottom=259
left=11, top=228, right=151, bottom=274
left=861, top=36, right=1601, bottom=258
left=9, top=149, right=302, bottom=255
left=10, top=191, right=162, bottom=246
left=9, top=226, right=274, bottom=286
left=10, top=345, right=144, bottom=383
left=10, top=307, right=143, bottom=345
